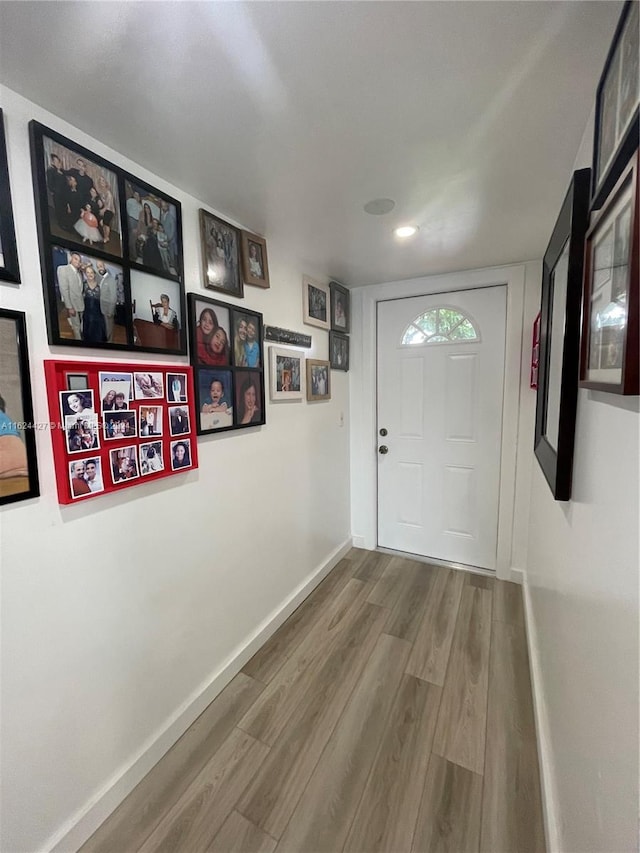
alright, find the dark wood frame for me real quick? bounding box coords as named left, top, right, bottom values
left=187, top=292, right=265, bottom=435
left=0, top=110, right=20, bottom=283
left=29, top=120, right=186, bottom=355
left=580, top=151, right=639, bottom=395
left=199, top=209, right=243, bottom=298
left=241, top=230, right=270, bottom=289
left=591, top=0, right=639, bottom=209
left=329, top=330, right=350, bottom=371
left=330, top=280, right=350, bottom=333
left=534, top=169, right=590, bottom=501
left=0, top=309, right=40, bottom=505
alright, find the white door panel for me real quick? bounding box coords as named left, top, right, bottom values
left=377, top=286, right=506, bottom=570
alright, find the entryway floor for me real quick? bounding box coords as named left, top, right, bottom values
left=81, top=549, right=545, bottom=852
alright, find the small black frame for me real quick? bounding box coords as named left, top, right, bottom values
left=187, top=292, right=265, bottom=435
left=534, top=168, right=591, bottom=501
left=329, top=330, right=349, bottom=371
left=0, top=308, right=40, bottom=505
left=330, top=280, right=350, bottom=333
left=591, top=0, right=639, bottom=209
left=0, top=109, right=20, bottom=284
left=29, top=120, right=186, bottom=355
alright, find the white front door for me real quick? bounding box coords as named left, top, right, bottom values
left=377, top=286, right=506, bottom=570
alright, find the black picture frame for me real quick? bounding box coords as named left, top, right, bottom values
left=0, top=309, right=40, bottom=505
left=122, top=173, right=183, bottom=282
left=199, top=209, right=243, bottom=298
left=29, top=120, right=186, bottom=355
left=0, top=109, right=20, bottom=284
left=592, top=0, right=639, bottom=210
left=580, top=151, right=639, bottom=396
left=330, top=280, right=350, bottom=333
left=329, top=330, right=350, bottom=371
left=187, top=293, right=265, bottom=435
left=534, top=168, right=590, bottom=501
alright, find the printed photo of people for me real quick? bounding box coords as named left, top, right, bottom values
left=125, top=180, right=179, bottom=278
left=139, top=406, right=163, bottom=437
left=169, top=406, right=190, bottom=436
left=133, top=372, right=164, bottom=400
left=65, top=413, right=100, bottom=453
left=330, top=282, right=349, bottom=332
left=200, top=210, right=242, bottom=296
left=52, top=246, right=125, bottom=346
left=307, top=282, right=327, bottom=323
left=140, top=441, right=164, bottom=476
left=99, top=372, right=133, bottom=411
left=232, top=312, right=261, bottom=368
left=43, top=135, right=122, bottom=256
left=198, top=369, right=233, bottom=431
left=192, top=299, right=231, bottom=366
left=109, top=446, right=139, bottom=484
left=330, top=332, right=349, bottom=371
left=131, top=271, right=182, bottom=352
left=170, top=439, right=192, bottom=471
left=59, top=389, right=95, bottom=419
left=308, top=361, right=330, bottom=400
left=104, top=411, right=137, bottom=441
left=68, top=457, right=104, bottom=499
left=167, top=373, right=187, bottom=403
left=275, top=353, right=302, bottom=392
left=234, top=371, right=263, bottom=425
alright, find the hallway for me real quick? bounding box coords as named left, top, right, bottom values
left=81, top=549, right=545, bottom=852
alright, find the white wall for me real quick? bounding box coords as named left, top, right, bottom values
left=0, top=86, right=351, bottom=853
left=524, top=111, right=639, bottom=852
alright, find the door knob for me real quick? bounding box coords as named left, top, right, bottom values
left=378, top=445, right=389, bottom=454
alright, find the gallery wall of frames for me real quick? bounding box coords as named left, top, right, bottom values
left=534, top=0, right=638, bottom=502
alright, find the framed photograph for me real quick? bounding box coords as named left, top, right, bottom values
left=241, top=230, right=270, bottom=289
left=187, top=293, right=232, bottom=368
left=65, top=413, right=100, bottom=453
left=124, top=176, right=182, bottom=280
left=234, top=371, right=265, bottom=426
left=69, top=457, right=104, bottom=499
left=0, top=309, right=39, bottom=505
left=269, top=347, right=305, bottom=402
left=104, top=410, right=137, bottom=441
left=99, top=371, right=133, bottom=410
left=170, top=438, right=193, bottom=471
left=330, top=281, right=350, bottom=332
left=139, top=405, right=163, bottom=437
left=303, top=276, right=330, bottom=330
left=197, top=369, right=234, bottom=432
left=581, top=151, right=639, bottom=395
left=592, top=0, right=639, bottom=208
left=200, top=209, right=243, bottom=297
left=109, top=445, right=140, bottom=484
left=231, top=309, right=263, bottom=368
left=306, top=359, right=331, bottom=401
left=329, top=331, right=350, bottom=371
left=169, top=405, right=191, bottom=436
left=139, top=441, right=164, bottom=476
left=29, top=121, right=186, bottom=355
left=167, top=372, right=188, bottom=403
left=534, top=169, right=590, bottom=501
left=133, top=371, right=164, bottom=400
left=0, top=110, right=20, bottom=283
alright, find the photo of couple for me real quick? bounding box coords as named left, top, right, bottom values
left=68, top=457, right=104, bottom=498
left=43, top=135, right=122, bottom=256
left=65, top=414, right=100, bottom=453
left=125, top=180, right=179, bottom=278
left=53, top=247, right=125, bottom=345
left=200, top=209, right=242, bottom=297
left=109, top=446, right=139, bottom=483
left=140, top=441, right=164, bottom=475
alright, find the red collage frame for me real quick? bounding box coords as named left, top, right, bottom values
left=45, top=359, right=198, bottom=505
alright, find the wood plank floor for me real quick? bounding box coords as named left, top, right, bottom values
left=80, top=549, right=545, bottom=853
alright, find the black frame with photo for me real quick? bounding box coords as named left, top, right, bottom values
left=580, top=151, right=639, bottom=396
left=534, top=169, right=590, bottom=502
left=330, top=280, right=350, bottom=333
left=329, top=330, right=350, bottom=372
left=199, top=209, right=243, bottom=298
left=592, top=0, right=639, bottom=210
left=187, top=292, right=265, bottom=435
left=29, top=120, right=186, bottom=355
left=0, top=308, right=39, bottom=505
left=0, top=109, right=20, bottom=284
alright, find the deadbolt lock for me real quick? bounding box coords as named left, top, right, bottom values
left=378, top=445, right=389, bottom=455
left=379, top=428, right=388, bottom=436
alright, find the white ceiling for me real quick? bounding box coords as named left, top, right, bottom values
left=0, top=1, right=622, bottom=287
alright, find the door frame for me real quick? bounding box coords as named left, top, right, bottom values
left=349, top=264, right=526, bottom=580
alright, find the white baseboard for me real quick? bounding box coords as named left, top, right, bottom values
left=520, top=571, right=561, bottom=853
left=351, top=534, right=367, bottom=548
left=46, top=538, right=353, bottom=853
left=510, top=567, right=524, bottom=585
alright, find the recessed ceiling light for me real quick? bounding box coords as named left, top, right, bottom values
left=394, top=225, right=419, bottom=238
left=363, top=198, right=396, bottom=215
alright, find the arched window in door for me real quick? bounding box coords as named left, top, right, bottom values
left=401, top=306, right=479, bottom=345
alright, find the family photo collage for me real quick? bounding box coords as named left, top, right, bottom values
left=44, top=360, right=198, bottom=504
